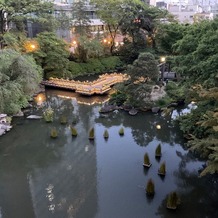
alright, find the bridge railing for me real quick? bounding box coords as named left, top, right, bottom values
left=45, top=73, right=129, bottom=95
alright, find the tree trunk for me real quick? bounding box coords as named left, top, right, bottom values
left=0, top=10, right=5, bottom=49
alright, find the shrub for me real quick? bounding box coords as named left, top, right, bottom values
left=155, top=96, right=172, bottom=107
left=87, top=59, right=106, bottom=73
left=109, top=91, right=127, bottom=106
left=146, top=178, right=155, bottom=196
left=165, top=81, right=185, bottom=102
left=50, top=127, right=58, bottom=138
left=100, top=56, right=123, bottom=71
left=43, top=107, right=54, bottom=122
left=63, top=56, right=124, bottom=79
left=68, top=61, right=84, bottom=78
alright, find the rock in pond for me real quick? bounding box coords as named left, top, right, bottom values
left=27, top=115, right=42, bottom=119
left=129, top=108, right=138, bottom=115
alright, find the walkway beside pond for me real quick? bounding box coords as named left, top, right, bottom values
left=41, top=73, right=129, bottom=95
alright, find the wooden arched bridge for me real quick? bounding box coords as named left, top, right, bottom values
left=41, top=73, right=129, bottom=95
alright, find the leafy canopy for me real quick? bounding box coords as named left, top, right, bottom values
left=0, top=49, right=42, bottom=114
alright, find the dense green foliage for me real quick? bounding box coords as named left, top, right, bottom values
left=128, top=52, right=159, bottom=82
left=32, top=32, right=70, bottom=79
left=113, top=52, right=159, bottom=108
left=91, top=0, right=168, bottom=54
left=72, top=0, right=91, bottom=36
left=65, top=56, right=123, bottom=79
left=110, top=52, right=160, bottom=108
left=165, top=81, right=185, bottom=102
left=173, top=19, right=218, bottom=87
left=156, top=22, right=187, bottom=55
left=0, top=49, right=42, bottom=114
left=0, top=0, right=56, bottom=47
left=119, top=0, right=168, bottom=49
left=168, top=19, right=218, bottom=176
left=74, top=36, right=104, bottom=62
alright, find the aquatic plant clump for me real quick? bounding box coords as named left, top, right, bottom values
left=43, top=107, right=54, bottom=122
left=50, top=127, right=58, bottom=138
left=143, top=152, right=151, bottom=167
left=70, top=126, right=78, bottom=137
left=146, top=178, right=155, bottom=196
left=166, top=192, right=180, bottom=209
left=89, top=127, right=95, bottom=140
left=158, top=162, right=166, bottom=176
left=103, top=129, right=109, bottom=139
left=119, top=127, right=124, bottom=136
left=60, top=115, right=67, bottom=124
left=155, top=143, right=162, bottom=157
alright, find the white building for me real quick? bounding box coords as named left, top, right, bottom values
left=164, top=0, right=218, bottom=23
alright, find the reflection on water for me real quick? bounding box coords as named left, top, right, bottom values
left=0, top=89, right=217, bottom=218
left=35, top=89, right=110, bottom=107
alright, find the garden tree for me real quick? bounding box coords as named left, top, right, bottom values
left=56, top=11, right=72, bottom=31
left=0, top=0, right=55, bottom=48
left=72, top=0, right=91, bottom=36
left=75, top=35, right=104, bottom=62
left=0, top=49, right=42, bottom=114
left=92, top=0, right=168, bottom=55
left=31, top=32, right=70, bottom=79
left=128, top=52, right=159, bottom=82
left=91, top=0, right=127, bottom=54
left=173, top=19, right=218, bottom=87
left=71, top=0, right=94, bottom=62
left=171, top=19, right=218, bottom=175
left=120, top=52, right=159, bottom=108
left=2, top=31, right=27, bottom=52
left=178, top=86, right=218, bottom=176
left=155, top=22, right=187, bottom=55
left=119, top=0, right=168, bottom=49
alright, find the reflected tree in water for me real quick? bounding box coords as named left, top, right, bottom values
left=157, top=151, right=218, bottom=218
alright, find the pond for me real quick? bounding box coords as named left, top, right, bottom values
left=0, top=89, right=217, bottom=218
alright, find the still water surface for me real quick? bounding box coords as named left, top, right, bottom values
left=0, top=89, right=217, bottom=218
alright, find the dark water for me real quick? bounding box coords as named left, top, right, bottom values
left=0, top=89, right=217, bottom=218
